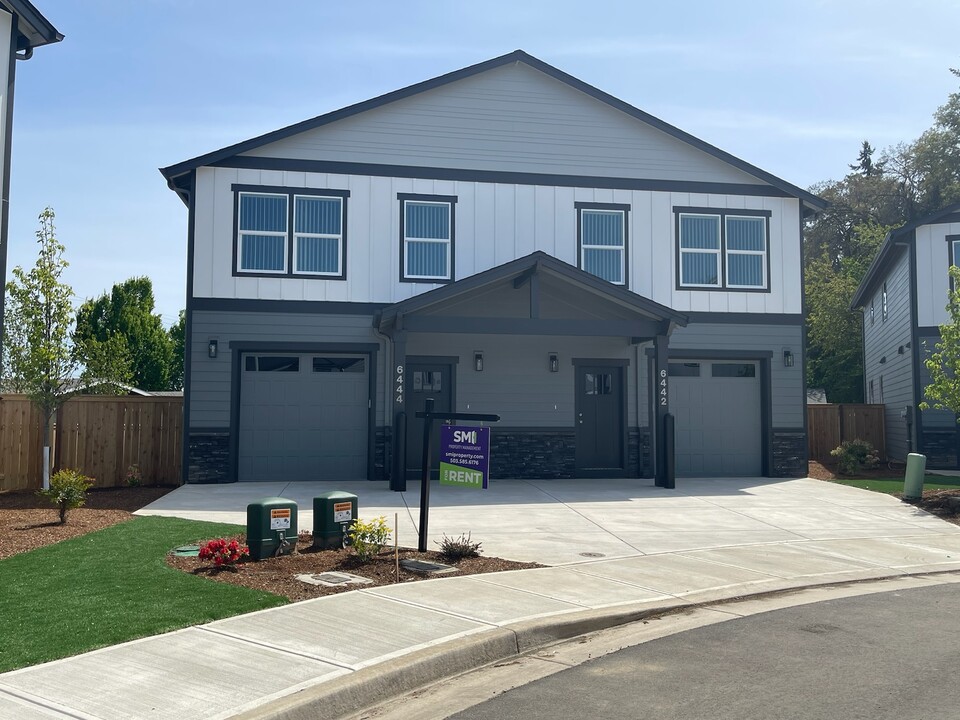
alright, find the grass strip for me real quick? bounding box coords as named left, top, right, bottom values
left=829, top=475, right=960, bottom=494
left=0, top=516, right=287, bottom=673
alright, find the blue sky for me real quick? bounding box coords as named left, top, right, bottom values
left=9, top=0, right=960, bottom=325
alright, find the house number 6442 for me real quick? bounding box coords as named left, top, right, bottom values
left=659, top=368, right=668, bottom=406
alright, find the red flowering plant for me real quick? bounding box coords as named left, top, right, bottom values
left=198, top=538, right=249, bottom=568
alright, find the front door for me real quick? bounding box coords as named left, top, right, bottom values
left=575, top=365, right=625, bottom=473
left=406, top=362, right=453, bottom=477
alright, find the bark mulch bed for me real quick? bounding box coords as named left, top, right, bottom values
left=167, top=536, right=543, bottom=602
left=1, top=486, right=541, bottom=601
left=807, top=459, right=906, bottom=481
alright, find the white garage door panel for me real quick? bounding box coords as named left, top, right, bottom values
left=239, top=354, right=368, bottom=482
left=671, top=361, right=761, bottom=477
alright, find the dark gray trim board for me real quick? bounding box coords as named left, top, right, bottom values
left=159, top=50, right=826, bottom=212
left=227, top=342, right=380, bottom=483
left=647, top=349, right=774, bottom=361
left=192, top=298, right=387, bottom=315
left=571, top=357, right=629, bottom=366
left=181, top=172, right=197, bottom=484
left=0, top=17, right=16, bottom=367
left=917, top=326, right=944, bottom=336
left=398, top=193, right=457, bottom=284
left=405, top=354, right=460, bottom=365
left=684, top=312, right=804, bottom=325
left=401, top=315, right=666, bottom=338
left=7, top=0, right=63, bottom=51
left=575, top=202, right=629, bottom=288
left=205, top=157, right=800, bottom=202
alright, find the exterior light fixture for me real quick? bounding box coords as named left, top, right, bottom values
left=208, top=340, right=218, bottom=359
left=783, top=349, right=793, bottom=368
left=474, top=351, right=483, bottom=372
left=549, top=353, right=559, bottom=372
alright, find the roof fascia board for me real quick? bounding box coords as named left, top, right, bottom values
left=5, top=0, right=62, bottom=49
left=159, top=49, right=827, bottom=211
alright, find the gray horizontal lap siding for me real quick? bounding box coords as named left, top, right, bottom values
left=862, top=250, right=914, bottom=461
left=667, top=321, right=804, bottom=427
left=240, top=63, right=763, bottom=187
left=189, top=310, right=384, bottom=429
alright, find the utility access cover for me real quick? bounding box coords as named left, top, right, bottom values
left=400, top=559, right=459, bottom=576
left=295, top=572, right=372, bottom=587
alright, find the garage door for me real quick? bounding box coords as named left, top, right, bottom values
left=669, top=360, right=762, bottom=477
left=238, top=354, right=369, bottom=482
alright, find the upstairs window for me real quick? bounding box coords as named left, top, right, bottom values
left=882, top=282, right=888, bottom=322
left=676, top=208, right=770, bottom=291
left=870, top=299, right=875, bottom=326
left=577, top=203, right=628, bottom=285
left=400, top=194, right=456, bottom=282
left=234, top=186, right=349, bottom=278
left=949, top=235, right=960, bottom=291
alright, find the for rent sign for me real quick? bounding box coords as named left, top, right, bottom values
left=439, top=426, right=490, bottom=489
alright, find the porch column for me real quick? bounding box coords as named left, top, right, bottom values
left=653, top=333, right=670, bottom=487
left=390, top=329, right=407, bottom=491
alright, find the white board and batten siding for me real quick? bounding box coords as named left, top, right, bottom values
left=914, top=220, right=960, bottom=328
left=192, top=166, right=802, bottom=315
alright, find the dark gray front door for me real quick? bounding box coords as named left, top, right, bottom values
left=575, top=365, right=625, bottom=472
left=406, top=362, right=453, bottom=477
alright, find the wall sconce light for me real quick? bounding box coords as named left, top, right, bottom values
left=208, top=340, right=218, bottom=359
left=474, top=351, right=483, bottom=372
left=783, top=349, right=794, bottom=368
left=549, top=353, right=559, bottom=373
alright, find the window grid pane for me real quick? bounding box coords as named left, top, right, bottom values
left=681, top=250, right=720, bottom=286
left=727, top=253, right=764, bottom=287
left=241, top=234, right=286, bottom=272
left=726, top=216, right=765, bottom=251
left=296, top=236, right=341, bottom=274
left=240, top=194, right=287, bottom=233
left=679, top=215, right=720, bottom=249
left=582, top=210, right=624, bottom=247
left=406, top=239, right=449, bottom=278
left=405, top=202, right=450, bottom=240
left=295, top=196, right=341, bottom=235
left=583, top=248, right=623, bottom=284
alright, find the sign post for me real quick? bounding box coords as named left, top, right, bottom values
left=415, top=403, right=499, bottom=552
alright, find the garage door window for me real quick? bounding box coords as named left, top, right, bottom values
left=712, top=363, right=756, bottom=378
left=245, top=356, right=300, bottom=372
left=668, top=362, right=701, bottom=377
left=313, top=357, right=365, bottom=373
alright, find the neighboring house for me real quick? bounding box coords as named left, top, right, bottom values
left=0, top=1, right=62, bottom=351
left=161, top=50, right=825, bottom=486
left=852, top=201, right=960, bottom=467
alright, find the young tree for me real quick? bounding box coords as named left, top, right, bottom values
left=921, top=265, right=960, bottom=415
left=167, top=310, right=185, bottom=391
left=2, top=209, right=79, bottom=489
left=74, top=277, right=173, bottom=391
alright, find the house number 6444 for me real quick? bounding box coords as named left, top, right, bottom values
left=659, top=369, right=668, bottom=406
left=396, top=365, right=404, bottom=405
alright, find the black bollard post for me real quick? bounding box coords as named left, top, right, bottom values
left=418, top=398, right=435, bottom=552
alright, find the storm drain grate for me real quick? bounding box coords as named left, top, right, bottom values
left=400, top=559, right=459, bottom=575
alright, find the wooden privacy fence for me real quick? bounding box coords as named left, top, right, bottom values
left=807, top=404, right=886, bottom=463
left=0, top=395, right=183, bottom=492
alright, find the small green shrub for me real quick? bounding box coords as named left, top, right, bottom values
left=830, top=439, right=880, bottom=475
left=38, top=469, right=94, bottom=524
left=347, top=516, right=392, bottom=562
left=436, top=533, right=482, bottom=560
left=125, top=464, right=142, bottom=487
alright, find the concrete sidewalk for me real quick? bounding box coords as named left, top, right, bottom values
left=2, top=477, right=960, bottom=720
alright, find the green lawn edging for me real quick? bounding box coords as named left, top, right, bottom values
left=828, top=475, right=960, bottom=495
left=0, top=515, right=288, bottom=673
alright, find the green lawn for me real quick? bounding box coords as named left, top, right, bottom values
left=0, top=516, right=287, bottom=673
left=828, top=475, right=960, bottom=494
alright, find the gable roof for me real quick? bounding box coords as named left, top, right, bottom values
left=851, top=201, right=960, bottom=309
left=3, top=0, right=62, bottom=52
left=160, top=50, right=826, bottom=213
left=376, top=251, right=688, bottom=333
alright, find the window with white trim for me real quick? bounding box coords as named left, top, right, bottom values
left=577, top=204, right=627, bottom=285
left=881, top=282, right=887, bottom=322
left=400, top=195, right=455, bottom=282
left=676, top=208, right=769, bottom=291
left=234, top=186, right=348, bottom=278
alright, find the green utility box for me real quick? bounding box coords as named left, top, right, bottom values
left=247, top=497, right=298, bottom=561
left=313, top=491, right=358, bottom=549
left=903, top=453, right=927, bottom=501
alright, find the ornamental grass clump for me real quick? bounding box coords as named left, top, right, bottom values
left=347, top=516, right=392, bottom=562
left=436, top=533, right=483, bottom=560
left=830, top=439, right=880, bottom=475
left=198, top=538, right=249, bottom=568
left=37, top=469, right=94, bottom=524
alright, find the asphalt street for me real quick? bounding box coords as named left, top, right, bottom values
left=449, top=584, right=960, bottom=720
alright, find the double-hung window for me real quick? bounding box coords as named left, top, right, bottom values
left=577, top=202, right=628, bottom=285
left=234, top=185, right=349, bottom=278
left=948, top=235, right=960, bottom=291
left=676, top=208, right=770, bottom=291
left=400, top=194, right=456, bottom=282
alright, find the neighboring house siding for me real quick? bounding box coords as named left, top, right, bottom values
left=914, top=220, right=960, bottom=327
left=669, top=322, right=804, bottom=428
left=188, top=310, right=385, bottom=429
left=193, top=166, right=802, bottom=313
left=240, top=63, right=767, bottom=186
left=862, top=248, right=914, bottom=461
